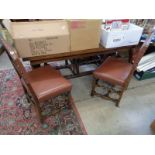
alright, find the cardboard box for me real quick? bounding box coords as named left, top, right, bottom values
left=2, top=19, right=12, bottom=34
left=100, top=23, right=143, bottom=48
left=105, top=19, right=130, bottom=31
left=10, top=20, right=70, bottom=58
left=0, top=28, right=13, bottom=45
left=68, top=19, right=102, bottom=51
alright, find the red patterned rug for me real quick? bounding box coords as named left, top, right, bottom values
left=0, top=69, right=87, bottom=135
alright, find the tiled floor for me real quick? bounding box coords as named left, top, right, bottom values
left=1, top=51, right=155, bottom=134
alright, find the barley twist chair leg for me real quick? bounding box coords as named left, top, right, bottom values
left=115, top=87, right=125, bottom=107
left=35, top=101, right=44, bottom=123
left=32, top=98, right=43, bottom=123
left=91, top=78, right=98, bottom=96
left=66, top=91, right=72, bottom=109
left=22, top=85, right=31, bottom=103
left=22, top=85, right=43, bottom=121
left=91, top=79, right=126, bottom=107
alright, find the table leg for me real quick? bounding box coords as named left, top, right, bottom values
left=128, top=47, right=133, bottom=63
left=65, top=60, right=69, bottom=65
left=70, top=59, right=78, bottom=75
left=30, top=62, right=41, bottom=69
left=75, top=59, right=80, bottom=74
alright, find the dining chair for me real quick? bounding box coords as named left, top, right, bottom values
left=0, top=35, right=72, bottom=123
left=91, top=28, right=154, bottom=107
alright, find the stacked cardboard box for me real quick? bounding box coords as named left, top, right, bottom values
left=0, top=27, right=13, bottom=55
left=68, top=19, right=102, bottom=51
left=10, top=20, right=70, bottom=58
left=5, top=19, right=102, bottom=58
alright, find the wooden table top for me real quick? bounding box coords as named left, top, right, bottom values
left=23, top=45, right=136, bottom=64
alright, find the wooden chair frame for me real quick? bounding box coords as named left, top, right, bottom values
left=91, top=29, right=155, bottom=107
left=0, top=35, right=72, bottom=123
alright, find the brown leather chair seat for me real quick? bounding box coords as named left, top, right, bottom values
left=27, top=65, right=72, bottom=102
left=91, top=30, right=154, bottom=107
left=0, top=35, right=73, bottom=123
left=93, top=57, right=133, bottom=86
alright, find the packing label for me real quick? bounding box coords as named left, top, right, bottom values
left=28, top=37, right=58, bottom=56
left=71, top=21, right=86, bottom=29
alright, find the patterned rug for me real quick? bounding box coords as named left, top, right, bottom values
left=0, top=69, right=87, bottom=135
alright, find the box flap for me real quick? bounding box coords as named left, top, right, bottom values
left=11, top=20, right=69, bottom=39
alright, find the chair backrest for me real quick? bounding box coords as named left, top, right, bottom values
left=131, top=28, right=155, bottom=69
left=0, top=34, right=27, bottom=80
